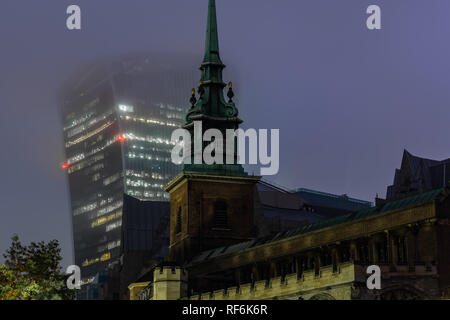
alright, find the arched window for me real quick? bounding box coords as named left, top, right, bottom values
left=176, top=207, right=182, bottom=234
left=214, top=200, right=228, bottom=228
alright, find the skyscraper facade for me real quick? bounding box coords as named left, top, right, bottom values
left=60, top=54, right=197, bottom=283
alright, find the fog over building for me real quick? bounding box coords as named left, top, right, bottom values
left=59, top=54, right=198, bottom=283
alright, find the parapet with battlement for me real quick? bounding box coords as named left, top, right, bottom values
left=187, top=262, right=357, bottom=300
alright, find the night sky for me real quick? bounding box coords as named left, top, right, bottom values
left=0, top=0, right=449, bottom=267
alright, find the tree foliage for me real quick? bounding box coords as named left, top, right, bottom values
left=0, top=235, right=75, bottom=300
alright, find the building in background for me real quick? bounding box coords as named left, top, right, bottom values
left=255, top=180, right=372, bottom=237
left=386, top=149, right=450, bottom=201
left=95, top=194, right=171, bottom=300
left=59, top=54, right=197, bottom=285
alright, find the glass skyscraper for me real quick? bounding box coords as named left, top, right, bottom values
left=60, top=54, right=197, bottom=284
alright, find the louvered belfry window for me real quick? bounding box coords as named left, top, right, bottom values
left=176, top=207, right=182, bottom=234
left=214, top=200, right=228, bottom=228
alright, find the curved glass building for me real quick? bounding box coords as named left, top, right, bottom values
left=60, top=54, right=198, bottom=283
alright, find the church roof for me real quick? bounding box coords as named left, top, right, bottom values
left=188, top=188, right=445, bottom=265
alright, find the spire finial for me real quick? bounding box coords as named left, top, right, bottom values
left=227, top=81, right=234, bottom=102
left=190, top=88, right=197, bottom=107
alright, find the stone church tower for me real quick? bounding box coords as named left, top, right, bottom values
left=164, top=0, right=261, bottom=264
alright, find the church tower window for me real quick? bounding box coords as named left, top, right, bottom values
left=214, top=200, right=228, bottom=228
left=176, top=207, right=182, bottom=234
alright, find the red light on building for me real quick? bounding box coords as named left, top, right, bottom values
left=117, top=135, right=126, bottom=143
left=61, top=162, right=70, bottom=169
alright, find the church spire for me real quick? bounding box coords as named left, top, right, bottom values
left=203, top=0, right=222, bottom=64
left=183, top=0, right=245, bottom=176
left=185, top=0, right=239, bottom=123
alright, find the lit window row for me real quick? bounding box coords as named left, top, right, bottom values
left=66, top=135, right=118, bottom=171
left=99, top=196, right=116, bottom=207
left=128, top=190, right=143, bottom=197
left=151, top=172, right=166, bottom=180
left=106, top=220, right=122, bottom=232
left=125, top=169, right=146, bottom=178
left=68, top=153, right=105, bottom=174
left=130, top=145, right=174, bottom=154
left=96, top=201, right=122, bottom=217
left=67, top=109, right=114, bottom=138
left=81, top=252, right=111, bottom=267
left=145, top=192, right=169, bottom=200
left=97, top=240, right=121, bottom=253
left=73, top=202, right=98, bottom=216
left=120, top=115, right=179, bottom=127
left=126, top=179, right=164, bottom=189
left=107, top=240, right=120, bottom=250
left=65, top=120, right=114, bottom=148
left=128, top=143, right=173, bottom=156
left=74, top=195, right=121, bottom=218
left=91, top=210, right=122, bottom=228
left=103, top=172, right=121, bottom=186
left=81, top=277, right=95, bottom=285
left=123, top=133, right=175, bottom=146
left=63, top=110, right=95, bottom=131
left=125, top=170, right=167, bottom=180
left=66, top=153, right=86, bottom=165
left=127, top=189, right=168, bottom=199
left=126, top=152, right=172, bottom=162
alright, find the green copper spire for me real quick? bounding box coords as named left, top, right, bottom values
left=203, top=0, right=222, bottom=64
left=186, top=0, right=239, bottom=123
left=183, top=0, right=245, bottom=176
